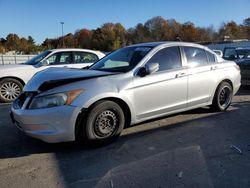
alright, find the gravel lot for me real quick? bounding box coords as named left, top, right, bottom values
left=0, top=87, right=250, bottom=188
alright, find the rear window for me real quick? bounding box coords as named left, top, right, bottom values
left=183, top=47, right=208, bottom=67
left=74, top=52, right=99, bottom=63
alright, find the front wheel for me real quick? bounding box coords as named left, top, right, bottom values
left=0, top=78, right=23, bottom=103
left=80, top=100, right=125, bottom=145
left=211, top=82, right=233, bottom=112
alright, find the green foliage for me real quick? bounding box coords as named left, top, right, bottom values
left=1, top=17, right=250, bottom=54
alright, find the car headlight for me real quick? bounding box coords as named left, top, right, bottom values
left=29, top=89, right=83, bottom=109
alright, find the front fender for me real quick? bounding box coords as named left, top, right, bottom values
left=72, top=91, right=136, bottom=125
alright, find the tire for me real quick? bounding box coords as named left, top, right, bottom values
left=211, top=82, right=233, bottom=112
left=0, top=78, right=23, bottom=103
left=80, top=100, right=125, bottom=145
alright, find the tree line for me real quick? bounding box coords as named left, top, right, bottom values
left=0, top=16, right=249, bottom=54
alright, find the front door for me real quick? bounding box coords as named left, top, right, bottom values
left=133, top=46, right=188, bottom=121
left=37, top=51, right=73, bottom=72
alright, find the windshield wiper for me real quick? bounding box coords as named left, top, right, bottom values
left=82, top=66, right=90, bottom=70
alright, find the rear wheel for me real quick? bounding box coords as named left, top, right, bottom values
left=0, top=78, right=23, bottom=103
left=80, top=100, right=125, bottom=145
left=211, top=82, right=233, bottom=111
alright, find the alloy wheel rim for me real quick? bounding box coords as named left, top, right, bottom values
left=0, top=82, right=21, bottom=101
left=94, top=110, right=118, bottom=138
left=219, top=86, right=231, bottom=108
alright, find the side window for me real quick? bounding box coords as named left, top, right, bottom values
left=47, top=54, right=57, bottom=64
left=206, top=51, right=216, bottom=63
left=184, top=47, right=208, bottom=67
left=147, top=46, right=182, bottom=72
left=59, top=52, right=71, bottom=64
left=73, top=52, right=99, bottom=63
left=46, top=52, right=71, bottom=65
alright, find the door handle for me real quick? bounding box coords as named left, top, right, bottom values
left=211, top=66, right=218, bottom=70
left=175, top=72, right=186, bottom=78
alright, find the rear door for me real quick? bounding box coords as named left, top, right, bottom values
left=71, top=51, right=99, bottom=68
left=183, top=46, right=218, bottom=107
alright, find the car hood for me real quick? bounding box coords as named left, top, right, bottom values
left=24, top=67, right=116, bottom=92
left=0, top=64, right=33, bottom=71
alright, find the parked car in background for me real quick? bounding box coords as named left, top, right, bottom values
left=0, top=49, right=105, bottom=102
left=10, top=42, right=241, bottom=144
left=223, top=47, right=250, bottom=85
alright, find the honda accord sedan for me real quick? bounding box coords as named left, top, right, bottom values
left=10, top=42, right=241, bottom=144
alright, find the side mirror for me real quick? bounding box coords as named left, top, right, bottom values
left=40, top=60, right=50, bottom=66
left=145, top=63, right=159, bottom=74
left=137, top=63, right=159, bottom=77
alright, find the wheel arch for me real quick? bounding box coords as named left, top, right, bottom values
left=97, top=97, right=132, bottom=127
left=209, top=78, right=234, bottom=105
left=215, top=79, right=233, bottom=94
left=210, top=79, right=234, bottom=111
left=0, top=76, right=25, bottom=86
left=75, top=97, right=132, bottom=141
left=221, top=79, right=233, bottom=90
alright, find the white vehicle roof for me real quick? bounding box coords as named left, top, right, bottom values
left=47, top=48, right=105, bottom=58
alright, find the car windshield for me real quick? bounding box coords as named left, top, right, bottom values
left=223, top=48, right=250, bottom=60
left=89, top=46, right=153, bottom=72
left=24, top=50, right=52, bottom=65
left=236, top=49, right=250, bottom=59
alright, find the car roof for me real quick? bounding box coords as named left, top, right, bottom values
left=128, top=41, right=207, bottom=49
left=48, top=48, right=103, bottom=54
left=128, top=41, right=223, bottom=62
left=128, top=41, right=167, bottom=47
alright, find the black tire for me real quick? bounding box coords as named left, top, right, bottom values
left=211, top=82, right=233, bottom=112
left=0, top=78, right=23, bottom=103
left=80, top=100, right=125, bottom=145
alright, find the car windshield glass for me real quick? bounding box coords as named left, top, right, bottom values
left=24, top=51, right=51, bottom=65
left=236, top=49, right=250, bottom=59
left=223, top=48, right=237, bottom=59
left=89, top=46, right=153, bottom=72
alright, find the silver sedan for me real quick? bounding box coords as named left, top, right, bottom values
left=10, top=42, right=241, bottom=144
